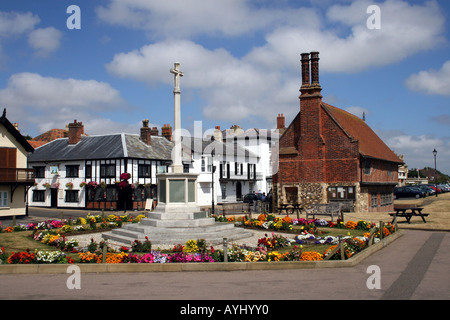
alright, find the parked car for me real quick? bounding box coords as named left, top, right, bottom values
left=394, top=186, right=426, bottom=199
left=426, top=184, right=443, bottom=193
left=416, top=185, right=436, bottom=197
left=243, top=193, right=258, bottom=203
left=438, top=184, right=450, bottom=192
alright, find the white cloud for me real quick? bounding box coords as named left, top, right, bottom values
left=377, top=129, right=450, bottom=174
left=106, top=39, right=296, bottom=124
left=0, top=11, right=40, bottom=66
left=247, top=0, right=446, bottom=73
left=28, top=27, right=62, bottom=57
left=96, top=0, right=319, bottom=39
left=405, top=60, right=450, bottom=96
left=0, top=73, right=129, bottom=135
left=103, top=0, right=447, bottom=128
left=0, top=11, right=39, bottom=37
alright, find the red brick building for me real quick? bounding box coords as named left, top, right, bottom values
left=273, top=52, right=403, bottom=212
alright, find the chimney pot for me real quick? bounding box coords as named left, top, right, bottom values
left=310, top=51, right=320, bottom=87
left=300, top=53, right=311, bottom=88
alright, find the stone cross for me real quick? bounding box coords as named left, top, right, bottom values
left=170, top=62, right=184, bottom=93
left=170, top=62, right=184, bottom=173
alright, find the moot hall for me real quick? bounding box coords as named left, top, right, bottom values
left=273, top=51, right=403, bottom=213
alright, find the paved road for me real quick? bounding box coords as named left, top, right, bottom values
left=0, top=229, right=448, bottom=302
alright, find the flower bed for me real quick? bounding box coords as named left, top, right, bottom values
left=0, top=215, right=397, bottom=265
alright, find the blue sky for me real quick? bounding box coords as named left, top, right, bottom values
left=0, top=0, right=449, bottom=174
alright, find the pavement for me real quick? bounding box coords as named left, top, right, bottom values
left=0, top=208, right=449, bottom=301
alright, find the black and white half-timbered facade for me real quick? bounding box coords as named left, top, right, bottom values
left=28, top=120, right=172, bottom=211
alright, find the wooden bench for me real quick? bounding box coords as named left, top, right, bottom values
left=218, top=202, right=251, bottom=217
left=306, top=202, right=342, bottom=222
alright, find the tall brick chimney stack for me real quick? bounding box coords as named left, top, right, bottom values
left=68, top=120, right=84, bottom=145
left=140, top=119, right=152, bottom=145
left=162, top=124, right=172, bottom=141
left=299, top=51, right=325, bottom=166
left=277, top=113, right=285, bottom=129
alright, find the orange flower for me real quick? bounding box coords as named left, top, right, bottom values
left=345, top=221, right=357, bottom=229
left=282, top=216, right=293, bottom=224
left=257, top=214, right=267, bottom=222
left=299, top=251, right=323, bottom=261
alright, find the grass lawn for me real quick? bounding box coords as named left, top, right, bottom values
left=0, top=231, right=53, bottom=254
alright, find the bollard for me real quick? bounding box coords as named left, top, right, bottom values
left=102, top=241, right=108, bottom=264
left=379, top=221, right=384, bottom=240
left=339, top=236, right=345, bottom=260
left=12, top=215, right=16, bottom=226
left=223, top=238, right=228, bottom=263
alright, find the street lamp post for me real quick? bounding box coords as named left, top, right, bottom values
left=433, top=148, right=438, bottom=197
left=211, top=136, right=216, bottom=215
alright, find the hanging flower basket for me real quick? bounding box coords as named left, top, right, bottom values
left=66, top=182, right=74, bottom=190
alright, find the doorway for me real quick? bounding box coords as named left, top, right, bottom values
left=50, top=188, right=58, bottom=208
left=236, top=181, right=242, bottom=201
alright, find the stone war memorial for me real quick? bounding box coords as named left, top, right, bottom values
left=103, top=63, right=253, bottom=245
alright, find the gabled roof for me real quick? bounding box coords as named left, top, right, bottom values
left=321, top=103, right=403, bottom=163
left=0, top=108, right=34, bottom=153
left=28, top=133, right=172, bottom=162
left=32, top=128, right=66, bottom=142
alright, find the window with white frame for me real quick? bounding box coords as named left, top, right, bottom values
left=0, top=191, right=8, bottom=207
left=201, top=156, right=212, bottom=173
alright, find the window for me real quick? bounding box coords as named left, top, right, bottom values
left=0, top=191, right=8, bottom=207
left=201, top=156, right=212, bottom=173
left=328, top=186, right=356, bottom=201
left=65, top=190, right=79, bottom=203
left=100, top=164, right=115, bottom=178
left=235, top=162, right=243, bottom=175
left=105, top=186, right=117, bottom=201
left=221, top=183, right=226, bottom=200
left=248, top=163, right=255, bottom=179
left=66, top=165, right=79, bottom=178
left=33, top=166, right=45, bottom=179
left=85, top=165, right=92, bottom=178
left=33, top=190, right=45, bottom=202
left=370, top=193, right=378, bottom=208
left=138, top=164, right=151, bottom=178
left=364, top=159, right=371, bottom=174
left=380, top=193, right=393, bottom=206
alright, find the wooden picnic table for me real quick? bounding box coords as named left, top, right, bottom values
left=389, top=206, right=429, bottom=224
